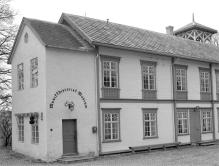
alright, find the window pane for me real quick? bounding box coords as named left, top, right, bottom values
left=103, top=61, right=118, bottom=88
left=200, top=71, right=210, bottom=92
left=144, top=112, right=157, bottom=137
left=142, top=65, right=156, bottom=90
left=176, top=68, right=186, bottom=91
left=31, top=58, right=38, bottom=88
left=103, top=111, right=120, bottom=141
left=177, top=111, right=188, bottom=134
left=202, top=111, right=212, bottom=132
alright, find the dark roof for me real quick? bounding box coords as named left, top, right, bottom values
left=61, top=13, right=219, bottom=63
left=25, top=18, right=92, bottom=50
left=174, top=21, right=218, bottom=35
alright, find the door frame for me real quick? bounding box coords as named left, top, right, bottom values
left=189, top=108, right=201, bottom=143
left=62, top=119, right=78, bottom=155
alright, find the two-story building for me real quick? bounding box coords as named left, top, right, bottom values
left=8, top=13, right=219, bottom=161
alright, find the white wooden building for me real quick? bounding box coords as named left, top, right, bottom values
left=8, top=13, right=219, bottom=161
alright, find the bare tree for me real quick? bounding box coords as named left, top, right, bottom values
left=0, top=0, right=16, bottom=107
left=0, top=106, right=11, bottom=146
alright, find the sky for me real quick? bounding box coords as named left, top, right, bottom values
left=10, top=0, right=219, bottom=34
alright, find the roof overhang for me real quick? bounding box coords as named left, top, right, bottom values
left=93, top=41, right=219, bottom=64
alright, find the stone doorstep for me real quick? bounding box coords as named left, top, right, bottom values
left=57, top=154, right=96, bottom=164
left=198, top=140, right=216, bottom=146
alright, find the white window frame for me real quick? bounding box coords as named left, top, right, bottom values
left=217, top=108, right=219, bottom=132
left=103, top=60, right=119, bottom=88
left=31, top=117, right=39, bottom=144
left=200, top=70, right=210, bottom=92
left=177, top=110, right=189, bottom=135
left=215, top=70, right=219, bottom=94
left=30, top=57, right=38, bottom=88
left=141, top=63, right=156, bottom=90
left=201, top=110, right=212, bottom=133
left=17, top=63, right=24, bottom=90
left=18, top=116, right=24, bottom=142
left=102, top=109, right=120, bottom=142
left=176, top=67, right=187, bottom=91
left=142, top=109, right=158, bottom=138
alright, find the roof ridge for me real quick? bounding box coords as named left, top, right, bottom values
left=64, top=13, right=171, bottom=37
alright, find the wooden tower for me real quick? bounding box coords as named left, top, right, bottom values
left=174, top=14, right=217, bottom=44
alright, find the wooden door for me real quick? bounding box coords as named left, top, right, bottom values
left=190, top=109, right=201, bottom=143
left=62, top=119, right=77, bottom=155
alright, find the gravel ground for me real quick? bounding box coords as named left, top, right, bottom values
left=1, top=144, right=219, bottom=166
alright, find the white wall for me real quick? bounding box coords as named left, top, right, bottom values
left=100, top=103, right=174, bottom=152
left=45, top=48, right=98, bottom=161
left=11, top=25, right=47, bottom=160
left=98, top=46, right=173, bottom=99
left=98, top=46, right=217, bottom=153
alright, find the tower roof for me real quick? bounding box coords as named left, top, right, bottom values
left=174, top=21, right=217, bottom=35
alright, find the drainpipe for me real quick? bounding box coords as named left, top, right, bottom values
left=210, top=63, right=216, bottom=141
left=95, top=46, right=102, bottom=155
left=171, top=57, right=178, bottom=143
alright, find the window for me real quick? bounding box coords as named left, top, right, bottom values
left=200, top=68, right=211, bottom=100
left=176, top=68, right=187, bottom=91
left=177, top=111, right=189, bottom=135
left=24, top=32, right=28, bottom=43
left=200, top=70, right=210, bottom=92
left=202, top=110, right=212, bottom=133
left=103, top=61, right=118, bottom=88
left=141, top=61, right=157, bottom=99
left=17, top=63, right=24, bottom=90
left=216, top=70, right=219, bottom=100
left=18, top=116, right=24, bottom=142
left=31, top=117, right=39, bottom=144
left=143, top=109, right=157, bottom=138
left=101, top=56, right=120, bottom=99
left=102, top=109, right=120, bottom=142
left=217, top=108, right=219, bottom=132
left=141, top=62, right=156, bottom=90
left=30, top=58, right=38, bottom=88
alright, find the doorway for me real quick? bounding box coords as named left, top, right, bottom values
left=189, top=109, right=201, bottom=143
left=62, top=119, right=77, bottom=155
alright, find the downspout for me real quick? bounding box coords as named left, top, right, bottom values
left=95, top=46, right=102, bottom=155
left=171, top=57, right=178, bottom=143
left=210, top=63, right=216, bottom=141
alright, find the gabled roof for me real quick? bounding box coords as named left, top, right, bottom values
left=60, top=13, right=219, bottom=64
left=174, top=21, right=218, bottom=35
left=8, top=17, right=93, bottom=64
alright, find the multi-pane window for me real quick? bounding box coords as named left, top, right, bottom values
left=218, top=108, right=219, bottom=132
left=31, top=117, right=39, bottom=144
left=103, top=61, right=118, bottom=88
left=202, top=110, right=212, bottom=133
left=30, top=58, right=38, bottom=88
left=200, top=70, right=210, bottom=92
left=142, top=64, right=156, bottom=90
left=18, top=116, right=24, bottom=142
left=177, top=111, right=189, bottom=135
left=103, top=110, right=120, bottom=141
left=176, top=68, right=187, bottom=91
left=17, top=63, right=24, bottom=90
left=143, top=110, right=157, bottom=138
left=216, top=71, right=219, bottom=99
